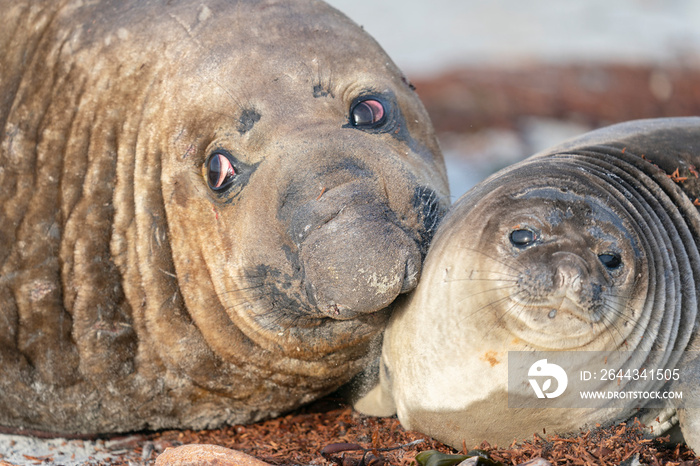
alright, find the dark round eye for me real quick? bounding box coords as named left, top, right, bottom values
left=510, top=228, right=536, bottom=247
left=598, top=252, right=622, bottom=269
left=350, top=98, right=386, bottom=127
left=205, top=152, right=236, bottom=191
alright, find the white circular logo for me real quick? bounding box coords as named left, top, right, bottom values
left=528, top=359, right=568, bottom=398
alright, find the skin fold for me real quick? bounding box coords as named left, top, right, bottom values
left=0, top=0, right=449, bottom=434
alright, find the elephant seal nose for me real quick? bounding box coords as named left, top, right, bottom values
left=301, top=210, right=422, bottom=319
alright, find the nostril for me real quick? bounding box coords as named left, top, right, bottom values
left=556, top=263, right=583, bottom=294
left=570, top=274, right=582, bottom=294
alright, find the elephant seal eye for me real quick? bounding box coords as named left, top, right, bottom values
left=206, top=152, right=236, bottom=191
left=510, top=228, right=536, bottom=247
left=598, top=252, right=622, bottom=269
left=350, top=98, right=386, bottom=127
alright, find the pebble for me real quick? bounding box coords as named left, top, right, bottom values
left=517, top=459, right=553, bottom=466
left=155, top=444, right=272, bottom=466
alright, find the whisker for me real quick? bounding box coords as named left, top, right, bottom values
left=456, top=288, right=527, bottom=323
left=443, top=269, right=519, bottom=283
left=457, top=282, right=520, bottom=304
left=455, top=246, right=525, bottom=275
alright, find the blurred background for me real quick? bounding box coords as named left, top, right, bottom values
left=326, top=0, right=700, bottom=199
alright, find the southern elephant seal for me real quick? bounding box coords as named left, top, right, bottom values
left=0, top=0, right=450, bottom=434
left=355, top=118, right=700, bottom=452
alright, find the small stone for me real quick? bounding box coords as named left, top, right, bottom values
left=155, top=444, right=272, bottom=466
left=517, top=458, right=553, bottom=466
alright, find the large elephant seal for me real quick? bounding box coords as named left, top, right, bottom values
left=355, top=118, right=700, bottom=452
left=0, top=0, right=449, bottom=434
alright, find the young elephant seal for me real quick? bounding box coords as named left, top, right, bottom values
left=0, top=0, right=449, bottom=434
left=356, top=118, right=700, bottom=452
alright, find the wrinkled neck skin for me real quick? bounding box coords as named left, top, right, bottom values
left=0, top=0, right=449, bottom=432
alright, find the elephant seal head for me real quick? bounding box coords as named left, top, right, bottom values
left=154, top=0, right=450, bottom=373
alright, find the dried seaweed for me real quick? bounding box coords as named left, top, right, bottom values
left=117, top=399, right=700, bottom=466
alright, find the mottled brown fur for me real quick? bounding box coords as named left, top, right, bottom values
left=0, top=0, right=449, bottom=434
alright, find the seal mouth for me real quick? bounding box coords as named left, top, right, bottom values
left=502, top=300, right=610, bottom=348
left=520, top=301, right=601, bottom=325
left=321, top=303, right=372, bottom=321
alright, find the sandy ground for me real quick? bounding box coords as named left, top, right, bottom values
left=0, top=434, right=142, bottom=465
